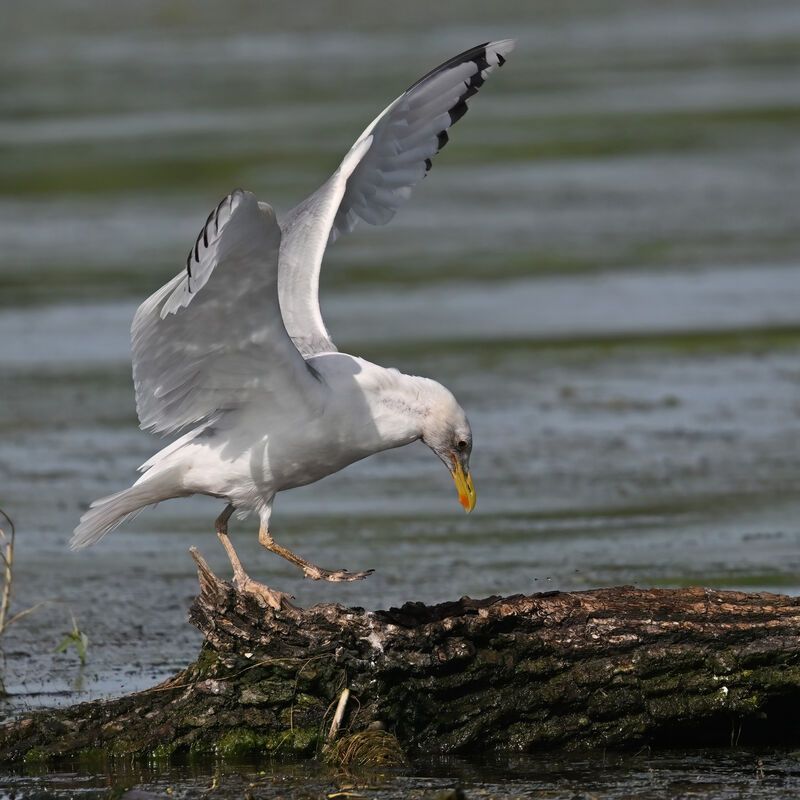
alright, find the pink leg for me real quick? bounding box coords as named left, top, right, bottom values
left=215, top=505, right=293, bottom=610
left=258, top=524, right=374, bottom=582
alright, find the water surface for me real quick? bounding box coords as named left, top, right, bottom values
left=2, top=0, right=800, bottom=795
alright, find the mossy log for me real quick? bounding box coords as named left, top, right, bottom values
left=3, top=548, right=800, bottom=764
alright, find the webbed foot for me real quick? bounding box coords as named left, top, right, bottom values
left=301, top=564, right=375, bottom=582
left=235, top=575, right=296, bottom=611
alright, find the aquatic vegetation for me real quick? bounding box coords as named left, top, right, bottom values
left=0, top=509, right=50, bottom=661
left=0, top=508, right=89, bottom=687
left=325, top=728, right=407, bottom=769
left=53, top=613, right=89, bottom=666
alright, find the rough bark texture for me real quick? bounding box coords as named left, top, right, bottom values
left=3, top=550, right=800, bottom=765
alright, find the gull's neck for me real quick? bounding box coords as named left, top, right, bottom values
left=377, top=371, right=435, bottom=423
left=365, top=367, right=454, bottom=456
left=312, top=353, right=444, bottom=456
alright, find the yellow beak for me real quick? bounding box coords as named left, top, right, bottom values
left=451, top=458, right=476, bottom=513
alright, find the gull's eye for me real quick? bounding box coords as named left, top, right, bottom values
left=456, top=439, right=468, bottom=451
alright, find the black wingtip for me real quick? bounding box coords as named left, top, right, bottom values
left=404, top=41, right=493, bottom=93
left=448, top=98, right=469, bottom=126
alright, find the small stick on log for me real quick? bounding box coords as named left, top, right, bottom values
left=327, top=688, right=350, bottom=744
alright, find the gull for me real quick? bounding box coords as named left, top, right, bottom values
left=71, top=40, right=515, bottom=609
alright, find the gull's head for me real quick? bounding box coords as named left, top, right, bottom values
left=419, top=384, right=476, bottom=513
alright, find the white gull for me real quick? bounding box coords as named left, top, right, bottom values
left=71, top=40, right=514, bottom=609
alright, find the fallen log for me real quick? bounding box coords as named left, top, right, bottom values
left=3, top=548, right=800, bottom=764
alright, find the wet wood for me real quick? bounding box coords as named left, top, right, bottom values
left=2, top=548, right=800, bottom=764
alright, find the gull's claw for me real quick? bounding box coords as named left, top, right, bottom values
left=238, top=576, right=297, bottom=610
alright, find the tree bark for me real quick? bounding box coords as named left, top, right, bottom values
left=3, top=548, right=800, bottom=764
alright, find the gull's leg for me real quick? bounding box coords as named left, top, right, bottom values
left=258, top=524, right=374, bottom=582
left=215, top=504, right=293, bottom=610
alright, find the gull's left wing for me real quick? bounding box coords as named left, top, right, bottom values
left=278, top=39, right=515, bottom=357
left=132, top=190, right=322, bottom=436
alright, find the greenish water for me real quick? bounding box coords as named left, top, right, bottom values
left=2, top=0, right=800, bottom=795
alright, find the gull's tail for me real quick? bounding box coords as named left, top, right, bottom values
left=71, top=470, right=182, bottom=549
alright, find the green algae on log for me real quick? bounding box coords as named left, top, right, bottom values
left=3, top=549, right=800, bottom=764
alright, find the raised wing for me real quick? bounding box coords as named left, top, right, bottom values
left=132, top=189, right=321, bottom=435
left=278, top=39, right=515, bottom=357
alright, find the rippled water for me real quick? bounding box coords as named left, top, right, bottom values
left=2, top=0, right=800, bottom=795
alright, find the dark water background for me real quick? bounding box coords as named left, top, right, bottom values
left=2, top=0, right=800, bottom=796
